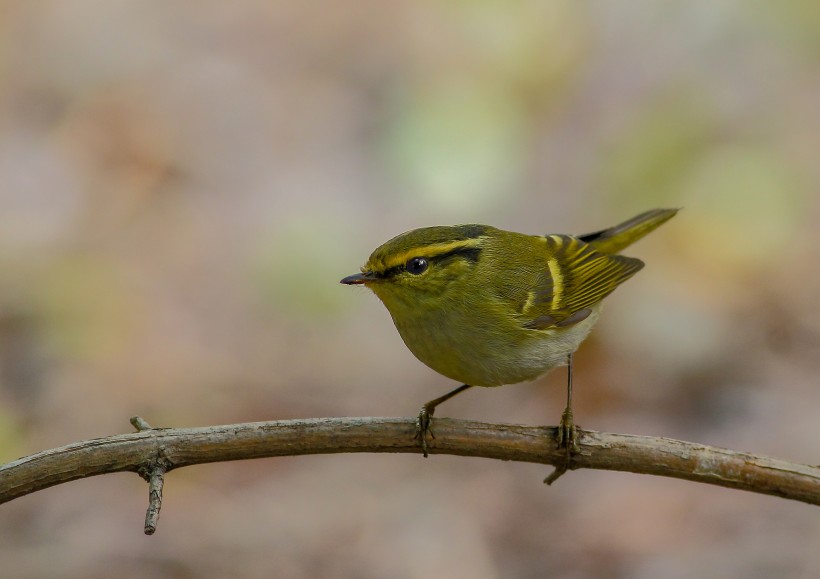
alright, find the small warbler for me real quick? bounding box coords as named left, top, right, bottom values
left=342, top=208, right=677, bottom=479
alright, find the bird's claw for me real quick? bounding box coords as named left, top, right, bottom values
left=556, top=407, right=580, bottom=454
left=415, top=405, right=436, bottom=458
left=544, top=407, right=580, bottom=485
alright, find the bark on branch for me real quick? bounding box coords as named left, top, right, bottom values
left=2, top=417, right=818, bottom=530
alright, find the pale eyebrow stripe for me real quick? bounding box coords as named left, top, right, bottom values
left=381, top=238, right=484, bottom=271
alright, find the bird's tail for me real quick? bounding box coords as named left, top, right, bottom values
left=577, top=208, right=679, bottom=254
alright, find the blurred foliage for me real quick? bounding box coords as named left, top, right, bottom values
left=384, top=85, right=527, bottom=212
left=251, top=218, right=360, bottom=318
left=599, top=95, right=719, bottom=205
left=35, top=254, right=137, bottom=360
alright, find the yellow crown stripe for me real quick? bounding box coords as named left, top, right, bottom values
left=381, top=238, right=484, bottom=271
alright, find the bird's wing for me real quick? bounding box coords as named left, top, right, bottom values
left=520, top=235, right=644, bottom=330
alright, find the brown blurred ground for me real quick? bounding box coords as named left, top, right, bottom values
left=1, top=1, right=819, bottom=578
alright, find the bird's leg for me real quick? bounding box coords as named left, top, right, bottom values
left=416, top=383, right=474, bottom=457
left=544, top=353, right=580, bottom=485
left=557, top=352, right=580, bottom=452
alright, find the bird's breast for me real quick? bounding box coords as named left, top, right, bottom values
left=389, top=303, right=601, bottom=387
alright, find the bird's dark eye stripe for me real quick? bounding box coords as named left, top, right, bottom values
left=431, top=246, right=482, bottom=264
left=378, top=265, right=404, bottom=279
left=375, top=246, right=482, bottom=279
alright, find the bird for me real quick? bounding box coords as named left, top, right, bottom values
left=341, top=208, right=678, bottom=481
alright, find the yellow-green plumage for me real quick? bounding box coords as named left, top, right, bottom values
left=343, top=209, right=677, bottom=389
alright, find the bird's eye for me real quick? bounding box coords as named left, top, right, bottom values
left=405, top=257, right=429, bottom=275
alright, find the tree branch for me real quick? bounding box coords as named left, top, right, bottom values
left=2, top=417, right=818, bottom=530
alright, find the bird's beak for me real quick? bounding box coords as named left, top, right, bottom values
left=340, top=272, right=375, bottom=285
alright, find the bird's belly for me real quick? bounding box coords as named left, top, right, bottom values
left=393, top=306, right=601, bottom=387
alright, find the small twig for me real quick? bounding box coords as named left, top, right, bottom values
left=543, top=461, right=571, bottom=485
left=130, top=416, right=153, bottom=432
left=130, top=416, right=170, bottom=533
left=142, top=460, right=166, bottom=535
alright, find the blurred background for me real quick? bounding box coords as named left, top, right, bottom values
left=1, top=1, right=819, bottom=577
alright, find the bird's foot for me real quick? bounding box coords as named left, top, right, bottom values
left=544, top=407, right=580, bottom=485
left=414, top=404, right=436, bottom=458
